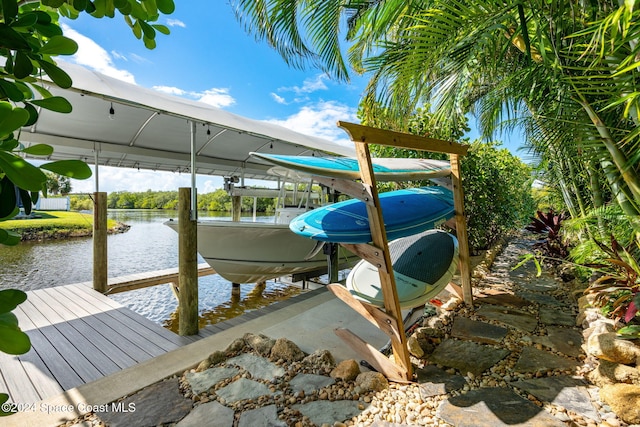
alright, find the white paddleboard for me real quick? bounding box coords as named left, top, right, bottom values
left=346, top=229, right=459, bottom=309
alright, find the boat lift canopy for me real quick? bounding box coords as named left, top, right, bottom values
left=18, top=61, right=356, bottom=183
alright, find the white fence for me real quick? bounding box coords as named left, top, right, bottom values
left=35, top=197, right=70, bottom=211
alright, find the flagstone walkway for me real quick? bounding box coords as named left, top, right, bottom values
left=55, top=233, right=631, bottom=427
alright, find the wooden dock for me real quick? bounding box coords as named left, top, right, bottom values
left=0, top=278, right=323, bottom=405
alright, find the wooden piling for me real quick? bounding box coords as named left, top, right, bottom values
left=231, top=195, right=242, bottom=221
left=178, top=187, right=199, bottom=335
left=93, top=192, right=107, bottom=293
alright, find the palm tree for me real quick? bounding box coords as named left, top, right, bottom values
left=231, top=0, right=640, bottom=227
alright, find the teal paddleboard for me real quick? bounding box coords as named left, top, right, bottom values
left=346, top=230, right=458, bottom=309
left=250, top=152, right=450, bottom=182
left=289, top=186, right=455, bottom=243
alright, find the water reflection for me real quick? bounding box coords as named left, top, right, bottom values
left=0, top=209, right=305, bottom=329
left=162, top=281, right=302, bottom=333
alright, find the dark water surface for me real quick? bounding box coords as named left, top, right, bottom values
left=0, top=210, right=302, bottom=331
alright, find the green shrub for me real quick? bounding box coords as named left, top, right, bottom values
left=461, top=141, right=535, bottom=251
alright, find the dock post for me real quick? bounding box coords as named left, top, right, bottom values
left=231, top=196, right=242, bottom=221
left=93, top=192, right=107, bottom=293
left=178, top=187, right=199, bottom=335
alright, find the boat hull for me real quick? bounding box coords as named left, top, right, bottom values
left=165, top=220, right=356, bottom=284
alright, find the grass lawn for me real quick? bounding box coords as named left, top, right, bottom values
left=0, top=211, right=120, bottom=236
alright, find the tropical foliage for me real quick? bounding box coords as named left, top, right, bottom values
left=0, top=0, right=175, bottom=246
left=232, top=0, right=640, bottom=330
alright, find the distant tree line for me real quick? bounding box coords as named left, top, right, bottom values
left=70, top=189, right=282, bottom=212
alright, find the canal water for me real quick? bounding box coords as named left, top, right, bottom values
left=0, top=210, right=303, bottom=332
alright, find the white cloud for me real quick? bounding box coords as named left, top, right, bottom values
left=280, top=74, right=329, bottom=95
left=153, top=85, right=187, bottom=96
left=167, top=19, right=186, bottom=28
left=153, top=86, right=236, bottom=108
left=62, top=24, right=136, bottom=84
left=273, top=74, right=330, bottom=105
left=271, top=93, right=287, bottom=104
left=265, top=100, right=358, bottom=143
left=198, top=88, right=235, bottom=108
left=71, top=166, right=224, bottom=194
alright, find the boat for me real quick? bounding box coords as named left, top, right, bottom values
left=165, top=216, right=357, bottom=284
left=164, top=177, right=358, bottom=284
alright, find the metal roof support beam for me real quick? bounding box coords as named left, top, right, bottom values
left=190, top=121, right=197, bottom=221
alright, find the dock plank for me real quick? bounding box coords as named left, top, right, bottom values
left=13, top=306, right=84, bottom=392
left=65, top=283, right=191, bottom=351
left=0, top=350, right=41, bottom=404
left=27, top=291, right=122, bottom=377
left=52, top=286, right=167, bottom=360
left=18, top=298, right=104, bottom=384
left=36, top=287, right=138, bottom=369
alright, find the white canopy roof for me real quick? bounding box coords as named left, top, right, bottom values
left=19, top=61, right=356, bottom=181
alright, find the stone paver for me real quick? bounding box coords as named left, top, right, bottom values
left=430, top=339, right=510, bottom=376
left=530, top=326, right=584, bottom=358
left=185, top=366, right=240, bottom=394
left=438, top=387, right=564, bottom=426
left=510, top=376, right=600, bottom=422
left=290, top=373, right=335, bottom=394
left=513, top=347, right=578, bottom=374
left=291, top=400, right=363, bottom=426
left=416, top=365, right=466, bottom=397
left=97, top=378, right=192, bottom=427
left=238, top=404, right=287, bottom=427
left=539, top=307, right=576, bottom=326
left=450, top=316, right=508, bottom=345
left=176, top=401, right=234, bottom=427
left=476, top=305, right=538, bottom=332
left=226, top=353, right=285, bottom=380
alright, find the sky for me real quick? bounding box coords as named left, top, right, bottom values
left=58, top=1, right=523, bottom=194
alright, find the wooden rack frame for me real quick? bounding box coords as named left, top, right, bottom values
left=319, top=121, right=472, bottom=381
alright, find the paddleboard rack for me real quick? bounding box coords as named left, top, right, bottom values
left=320, top=121, right=472, bottom=382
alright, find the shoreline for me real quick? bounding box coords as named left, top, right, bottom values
left=17, top=221, right=131, bottom=242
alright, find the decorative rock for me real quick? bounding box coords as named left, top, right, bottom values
left=355, top=371, right=388, bottom=392
left=271, top=337, right=305, bottom=362
left=209, top=350, right=227, bottom=366
left=225, top=337, right=247, bottom=354
left=243, top=333, right=276, bottom=356
left=586, top=332, right=640, bottom=365
left=587, top=360, right=640, bottom=386
left=407, top=335, right=425, bottom=358
left=330, top=359, right=360, bottom=381
left=176, top=401, right=234, bottom=427
left=302, top=349, right=336, bottom=370
left=599, top=384, right=640, bottom=424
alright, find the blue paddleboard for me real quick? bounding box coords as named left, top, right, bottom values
left=250, top=152, right=451, bottom=182
left=289, top=186, right=455, bottom=243
left=346, top=230, right=459, bottom=309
